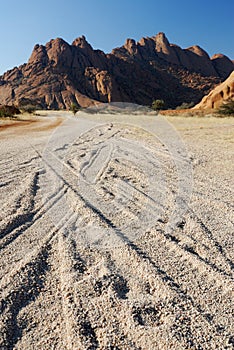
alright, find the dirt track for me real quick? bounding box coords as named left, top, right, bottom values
left=0, top=113, right=233, bottom=349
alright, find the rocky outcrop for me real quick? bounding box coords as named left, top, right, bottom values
left=194, top=71, right=234, bottom=109
left=112, top=32, right=233, bottom=78
left=0, top=33, right=233, bottom=109
left=211, top=54, right=234, bottom=79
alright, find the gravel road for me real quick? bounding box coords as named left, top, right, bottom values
left=0, top=112, right=233, bottom=349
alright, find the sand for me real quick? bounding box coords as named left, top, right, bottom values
left=0, top=112, right=233, bottom=349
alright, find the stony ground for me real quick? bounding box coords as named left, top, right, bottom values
left=0, top=112, right=233, bottom=349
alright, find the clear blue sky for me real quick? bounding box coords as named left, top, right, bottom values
left=0, top=0, right=233, bottom=75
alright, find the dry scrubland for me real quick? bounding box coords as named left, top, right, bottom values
left=0, top=112, right=233, bottom=349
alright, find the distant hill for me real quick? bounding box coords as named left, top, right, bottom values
left=0, top=32, right=233, bottom=109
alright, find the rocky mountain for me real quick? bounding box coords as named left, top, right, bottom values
left=194, top=70, right=234, bottom=109
left=0, top=33, right=233, bottom=109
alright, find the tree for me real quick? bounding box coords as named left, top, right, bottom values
left=70, top=103, right=80, bottom=115
left=152, top=99, right=165, bottom=111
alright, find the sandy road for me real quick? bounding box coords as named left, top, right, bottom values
left=0, top=113, right=233, bottom=349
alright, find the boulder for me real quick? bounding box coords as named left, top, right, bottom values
left=193, top=71, right=234, bottom=109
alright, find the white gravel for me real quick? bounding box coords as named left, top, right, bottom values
left=0, top=112, right=233, bottom=349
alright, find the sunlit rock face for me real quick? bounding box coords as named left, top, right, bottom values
left=0, top=33, right=233, bottom=109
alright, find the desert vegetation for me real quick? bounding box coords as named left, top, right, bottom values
left=19, top=104, right=37, bottom=114
left=176, top=101, right=195, bottom=110
left=0, top=105, right=20, bottom=118
left=151, top=99, right=165, bottom=111
left=70, top=102, right=80, bottom=115
left=216, top=99, right=234, bottom=116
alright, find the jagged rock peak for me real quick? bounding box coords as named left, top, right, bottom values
left=28, top=43, right=48, bottom=65
left=124, top=38, right=137, bottom=54
left=137, top=32, right=169, bottom=46
left=45, top=37, right=70, bottom=49
left=124, top=38, right=136, bottom=48
left=154, top=32, right=170, bottom=45
left=212, top=53, right=228, bottom=60
left=211, top=53, right=234, bottom=78
left=137, top=32, right=176, bottom=60
left=138, top=36, right=155, bottom=46
left=72, top=35, right=93, bottom=49
left=186, top=45, right=210, bottom=58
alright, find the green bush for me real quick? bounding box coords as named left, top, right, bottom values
left=70, top=103, right=80, bottom=115
left=0, top=105, right=20, bottom=118
left=0, top=109, right=11, bottom=118
left=152, top=99, right=165, bottom=111
left=217, top=99, right=234, bottom=116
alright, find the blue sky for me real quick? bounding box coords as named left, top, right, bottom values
left=0, top=0, right=233, bottom=74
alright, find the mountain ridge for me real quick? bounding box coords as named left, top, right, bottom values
left=0, top=33, right=233, bottom=109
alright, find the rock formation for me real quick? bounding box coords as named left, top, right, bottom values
left=194, top=71, right=234, bottom=109
left=0, top=33, right=233, bottom=109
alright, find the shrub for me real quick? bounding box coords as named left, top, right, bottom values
left=152, top=99, right=165, bottom=111
left=19, top=104, right=37, bottom=114
left=216, top=99, right=234, bottom=116
left=176, top=102, right=195, bottom=110
left=70, top=103, right=80, bottom=115
left=0, top=105, right=20, bottom=118
left=18, top=98, right=42, bottom=114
